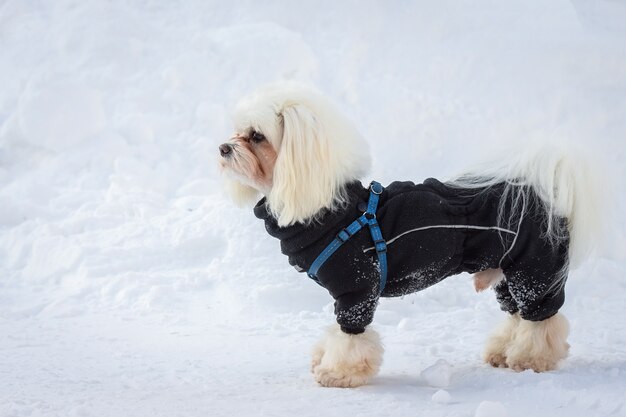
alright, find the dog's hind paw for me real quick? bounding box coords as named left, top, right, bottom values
left=504, top=313, right=570, bottom=373
left=485, top=352, right=508, bottom=368
left=506, top=357, right=558, bottom=373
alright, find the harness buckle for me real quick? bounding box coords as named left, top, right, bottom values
left=374, top=239, right=387, bottom=253
left=307, top=179, right=388, bottom=294
left=336, top=229, right=350, bottom=242
left=370, top=181, right=383, bottom=195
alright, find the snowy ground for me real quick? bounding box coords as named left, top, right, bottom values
left=2, top=1, right=626, bottom=416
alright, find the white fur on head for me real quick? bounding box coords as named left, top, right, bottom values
left=234, top=83, right=371, bottom=227
left=223, top=178, right=260, bottom=206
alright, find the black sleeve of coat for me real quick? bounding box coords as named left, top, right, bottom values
left=501, top=201, right=569, bottom=322
left=334, top=289, right=379, bottom=334
left=316, top=241, right=381, bottom=334
left=493, top=279, right=519, bottom=315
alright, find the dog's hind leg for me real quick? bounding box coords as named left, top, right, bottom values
left=484, top=287, right=570, bottom=371
left=505, top=313, right=570, bottom=372
left=498, top=261, right=570, bottom=371
left=484, top=313, right=520, bottom=368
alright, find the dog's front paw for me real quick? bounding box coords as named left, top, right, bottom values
left=313, top=362, right=373, bottom=388
left=311, top=325, right=383, bottom=388
left=311, top=344, right=324, bottom=372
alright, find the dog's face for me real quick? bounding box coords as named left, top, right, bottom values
left=219, top=84, right=371, bottom=227
left=218, top=130, right=278, bottom=195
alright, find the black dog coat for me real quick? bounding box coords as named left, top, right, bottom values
left=254, top=179, right=569, bottom=334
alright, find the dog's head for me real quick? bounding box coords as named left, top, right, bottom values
left=219, top=84, right=370, bottom=227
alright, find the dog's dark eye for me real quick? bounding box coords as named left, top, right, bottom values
left=250, top=131, right=266, bottom=144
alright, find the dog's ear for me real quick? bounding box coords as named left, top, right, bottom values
left=268, top=103, right=340, bottom=227
left=224, top=178, right=259, bottom=207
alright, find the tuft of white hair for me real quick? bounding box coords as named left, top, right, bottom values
left=233, top=83, right=371, bottom=226
left=448, top=143, right=606, bottom=271
left=311, top=324, right=383, bottom=387
left=223, top=178, right=260, bottom=206
left=506, top=312, right=570, bottom=372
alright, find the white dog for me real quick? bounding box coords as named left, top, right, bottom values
left=219, top=83, right=602, bottom=387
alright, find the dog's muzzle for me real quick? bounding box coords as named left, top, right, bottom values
left=219, top=143, right=232, bottom=157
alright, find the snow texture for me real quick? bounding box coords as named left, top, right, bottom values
left=432, top=389, right=453, bottom=404
left=421, top=359, right=453, bottom=388
left=1, top=1, right=626, bottom=417
left=475, top=401, right=509, bottom=417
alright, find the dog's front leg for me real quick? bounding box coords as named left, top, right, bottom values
left=311, top=324, right=383, bottom=388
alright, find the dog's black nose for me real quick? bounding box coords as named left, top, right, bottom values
left=219, top=143, right=232, bottom=157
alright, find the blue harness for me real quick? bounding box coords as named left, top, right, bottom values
left=307, top=181, right=388, bottom=293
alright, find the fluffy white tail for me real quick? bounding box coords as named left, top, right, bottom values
left=449, top=144, right=605, bottom=268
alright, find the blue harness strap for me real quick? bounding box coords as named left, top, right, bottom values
left=307, top=181, right=388, bottom=293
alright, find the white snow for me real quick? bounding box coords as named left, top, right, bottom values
left=475, top=401, right=509, bottom=417
left=2, top=1, right=626, bottom=417
left=432, top=389, right=453, bottom=404
left=421, top=359, right=453, bottom=388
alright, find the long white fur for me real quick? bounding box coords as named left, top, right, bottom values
left=483, top=313, right=520, bottom=367
left=448, top=144, right=606, bottom=270
left=223, top=178, right=259, bottom=206
left=483, top=312, right=570, bottom=371
left=506, top=312, right=570, bottom=372
left=311, top=324, right=383, bottom=388
left=230, top=83, right=371, bottom=226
